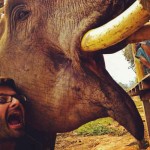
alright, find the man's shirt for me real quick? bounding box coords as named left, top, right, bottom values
left=136, top=47, right=150, bottom=63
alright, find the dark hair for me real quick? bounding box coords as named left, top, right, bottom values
left=135, top=43, right=141, bottom=50
left=0, top=78, right=18, bottom=92
left=0, top=78, right=28, bottom=105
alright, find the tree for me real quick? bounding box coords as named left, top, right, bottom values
left=118, top=82, right=128, bottom=91
left=123, top=44, right=135, bottom=72
left=118, top=78, right=137, bottom=91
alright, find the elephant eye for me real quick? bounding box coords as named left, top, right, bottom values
left=16, top=10, right=30, bottom=21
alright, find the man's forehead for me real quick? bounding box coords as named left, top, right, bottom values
left=0, top=86, right=16, bottom=95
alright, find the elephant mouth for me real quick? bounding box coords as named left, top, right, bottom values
left=81, top=1, right=150, bottom=52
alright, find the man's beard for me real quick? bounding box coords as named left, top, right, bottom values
left=0, top=118, right=24, bottom=140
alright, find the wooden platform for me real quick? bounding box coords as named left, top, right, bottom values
left=128, top=74, right=150, bottom=100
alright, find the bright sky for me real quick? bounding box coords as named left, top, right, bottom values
left=104, top=50, right=136, bottom=85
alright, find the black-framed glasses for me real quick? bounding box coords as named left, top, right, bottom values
left=0, top=94, right=27, bottom=104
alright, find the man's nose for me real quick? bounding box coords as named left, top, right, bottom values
left=9, top=98, right=20, bottom=109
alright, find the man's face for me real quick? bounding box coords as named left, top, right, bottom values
left=0, top=86, right=25, bottom=140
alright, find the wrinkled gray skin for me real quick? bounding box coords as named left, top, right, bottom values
left=0, top=0, right=144, bottom=143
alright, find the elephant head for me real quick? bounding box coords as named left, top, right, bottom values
left=0, top=0, right=149, bottom=142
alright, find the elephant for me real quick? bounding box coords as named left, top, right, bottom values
left=0, top=0, right=150, bottom=149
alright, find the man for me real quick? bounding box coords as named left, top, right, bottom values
left=0, top=78, right=52, bottom=150
left=0, top=78, right=26, bottom=139
left=0, top=78, right=44, bottom=150
left=0, top=77, right=26, bottom=149
left=136, top=40, right=150, bottom=74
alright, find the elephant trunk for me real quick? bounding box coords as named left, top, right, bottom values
left=94, top=69, right=144, bottom=141
left=77, top=61, right=144, bottom=141
left=81, top=1, right=150, bottom=52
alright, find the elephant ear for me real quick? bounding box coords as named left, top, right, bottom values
left=140, top=0, right=150, bottom=13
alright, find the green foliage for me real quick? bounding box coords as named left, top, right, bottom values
left=75, top=125, right=115, bottom=136
left=118, top=82, right=129, bottom=90
left=74, top=118, right=127, bottom=136
left=118, top=79, right=137, bottom=91
left=123, top=44, right=134, bottom=64
left=123, top=44, right=135, bottom=71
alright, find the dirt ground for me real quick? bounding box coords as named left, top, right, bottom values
left=55, top=96, right=150, bottom=150
left=55, top=132, right=141, bottom=150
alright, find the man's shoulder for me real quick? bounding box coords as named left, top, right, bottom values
left=15, top=135, right=42, bottom=150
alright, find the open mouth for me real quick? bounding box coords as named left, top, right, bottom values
left=7, top=111, right=24, bottom=130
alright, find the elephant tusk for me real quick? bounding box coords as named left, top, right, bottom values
left=126, top=22, right=150, bottom=43
left=81, top=0, right=150, bottom=52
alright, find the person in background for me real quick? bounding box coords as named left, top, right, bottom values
left=135, top=40, right=150, bottom=74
